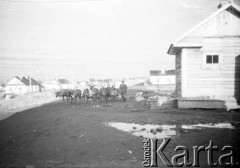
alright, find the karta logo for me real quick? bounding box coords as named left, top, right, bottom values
left=142, top=138, right=239, bottom=167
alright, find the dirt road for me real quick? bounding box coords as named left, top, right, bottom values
left=0, top=97, right=240, bottom=167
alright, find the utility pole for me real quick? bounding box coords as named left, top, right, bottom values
left=45, top=69, right=49, bottom=82
left=29, top=49, right=32, bottom=101
left=71, top=68, right=74, bottom=84
left=87, top=59, right=89, bottom=80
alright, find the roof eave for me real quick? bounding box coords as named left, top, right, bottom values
left=168, top=43, right=203, bottom=55
left=167, top=44, right=174, bottom=55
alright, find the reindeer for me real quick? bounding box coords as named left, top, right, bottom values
left=99, top=86, right=111, bottom=102
left=55, top=89, right=72, bottom=103
left=82, top=88, right=91, bottom=103
left=71, top=89, right=82, bottom=104
left=89, top=85, right=100, bottom=101
left=109, top=86, right=119, bottom=102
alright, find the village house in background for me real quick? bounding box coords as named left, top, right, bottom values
left=149, top=70, right=175, bottom=85
left=43, top=79, right=75, bottom=90
left=0, top=85, right=5, bottom=92
left=168, top=1, right=240, bottom=110
left=5, top=76, right=41, bottom=95
left=76, top=81, right=89, bottom=89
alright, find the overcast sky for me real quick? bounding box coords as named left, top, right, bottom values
left=1, top=0, right=239, bottom=83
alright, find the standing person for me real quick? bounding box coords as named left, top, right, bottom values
left=119, top=80, right=127, bottom=102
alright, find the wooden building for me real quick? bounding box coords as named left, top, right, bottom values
left=5, top=76, right=41, bottom=95
left=149, top=70, right=175, bottom=85
left=167, top=1, right=240, bottom=110
left=43, top=79, right=75, bottom=90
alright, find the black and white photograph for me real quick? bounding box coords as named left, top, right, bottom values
left=0, top=0, right=240, bottom=167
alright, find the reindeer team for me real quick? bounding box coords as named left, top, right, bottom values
left=55, top=82, right=121, bottom=104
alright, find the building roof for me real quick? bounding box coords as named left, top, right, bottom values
left=7, top=76, right=40, bottom=86
left=168, top=2, right=240, bottom=55
left=44, top=79, right=71, bottom=85
left=0, top=85, right=5, bottom=90
left=57, top=79, right=70, bottom=84
left=165, top=70, right=176, bottom=75
left=21, top=76, right=40, bottom=86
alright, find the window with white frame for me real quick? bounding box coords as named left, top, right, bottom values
left=206, top=55, right=219, bottom=64
left=202, top=51, right=222, bottom=69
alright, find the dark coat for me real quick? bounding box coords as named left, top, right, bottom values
left=119, top=83, right=127, bottom=94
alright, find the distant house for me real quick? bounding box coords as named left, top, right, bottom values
left=149, top=70, right=175, bottom=85
left=58, top=79, right=75, bottom=89
left=125, top=78, right=146, bottom=86
left=0, top=85, right=5, bottom=91
left=43, top=79, right=60, bottom=90
left=5, top=76, right=41, bottom=95
left=167, top=1, right=240, bottom=109
left=44, top=79, right=74, bottom=90
left=76, top=81, right=89, bottom=90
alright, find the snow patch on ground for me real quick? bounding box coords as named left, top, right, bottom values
left=181, top=123, right=234, bottom=129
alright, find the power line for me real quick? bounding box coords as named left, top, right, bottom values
left=1, top=0, right=95, bottom=3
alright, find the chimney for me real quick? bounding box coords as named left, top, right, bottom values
left=218, top=0, right=232, bottom=9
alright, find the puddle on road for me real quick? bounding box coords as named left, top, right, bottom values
left=105, top=122, right=234, bottom=139
left=105, top=122, right=176, bottom=139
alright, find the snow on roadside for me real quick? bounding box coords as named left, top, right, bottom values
left=182, top=123, right=234, bottom=129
